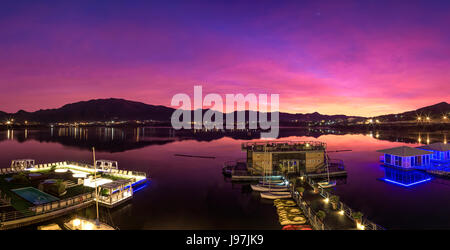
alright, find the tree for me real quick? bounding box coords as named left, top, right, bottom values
left=316, top=210, right=326, bottom=221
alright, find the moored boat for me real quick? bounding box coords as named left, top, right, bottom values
left=260, top=191, right=291, bottom=199
left=317, top=181, right=336, bottom=188
left=251, top=184, right=289, bottom=192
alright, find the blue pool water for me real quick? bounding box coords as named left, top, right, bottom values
left=12, top=187, right=60, bottom=205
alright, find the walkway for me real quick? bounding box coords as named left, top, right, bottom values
left=298, top=182, right=355, bottom=230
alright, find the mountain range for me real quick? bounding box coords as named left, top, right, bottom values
left=0, top=98, right=448, bottom=124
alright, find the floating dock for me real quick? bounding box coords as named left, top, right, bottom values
left=0, top=160, right=148, bottom=230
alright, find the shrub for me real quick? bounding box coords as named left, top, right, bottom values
left=12, top=173, right=29, bottom=184
left=316, top=210, right=326, bottom=220
left=330, top=195, right=340, bottom=203
left=352, top=211, right=363, bottom=220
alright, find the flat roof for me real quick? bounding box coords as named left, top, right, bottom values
left=417, top=143, right=450, bottom=152
left=99, top=179, right=132, bottom=189
left=377, top=146, right=433, bottom=157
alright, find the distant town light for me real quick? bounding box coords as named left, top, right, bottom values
left=417, top=117, right=421, bottom=121
left=444, top=116, right=448, bottom=120
left=426, top=117, right=430, bottom=121
left=324, top=198, right=329, bottom=203
left=339, top=210, right=344, bottom=216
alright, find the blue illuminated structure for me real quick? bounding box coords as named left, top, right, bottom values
left=382, top=177, right=432, bottom=187
left=382, top=166, right=432, bottom=187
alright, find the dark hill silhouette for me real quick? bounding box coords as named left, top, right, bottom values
left=375, top=102, right=450, bottom=121
left=0, top=98, right=447, bottom=124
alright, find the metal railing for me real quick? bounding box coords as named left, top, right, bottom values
left=0, top=191, right=95, bottom=222
left=242, top=140, right=327, bottom=152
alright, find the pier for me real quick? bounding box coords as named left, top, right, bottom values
left=289, top=176, right=384, bottom=230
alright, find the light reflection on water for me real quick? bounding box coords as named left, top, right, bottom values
left=0, top=127, right=449, bottom=229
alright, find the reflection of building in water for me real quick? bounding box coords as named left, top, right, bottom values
left=382, top=167, right=431, bottom=187
left=242, top=141, right=326, bottom=175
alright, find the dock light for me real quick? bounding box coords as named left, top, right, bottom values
left=55, top=169, right=68, bottom=173
left=6, top=121, right=11, bottom=125
left=73, top=218, right=81, bottom=227
left=339, top=210, right=344, bottom=216
left=444, top=116, right=448, bottom=120
left=83, top=222, right=94, bottom=230
left=324, top=198, right=329, bottom=203
left=426, top=117, right=430, bottom=121
left=73, top=173, right=87, bottom=178
left=356, top=223, right=365, bottom=230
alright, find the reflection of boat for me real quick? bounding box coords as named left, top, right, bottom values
left=251, top=184, right=289, bottom=192
left=260, top=192, right=291, bottom=199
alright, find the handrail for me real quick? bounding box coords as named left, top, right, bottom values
left=0, top=191, right=95, bottom=222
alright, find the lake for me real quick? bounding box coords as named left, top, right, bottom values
left=0, top=127, right=449, bottom=229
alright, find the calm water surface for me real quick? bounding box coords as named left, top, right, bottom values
left=1, top=128, right=449, bottom=229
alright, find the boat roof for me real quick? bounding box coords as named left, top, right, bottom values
left=377, top=146, right=433, bottom=157
left=417, top=143, right=450, bottom=152
left=99, top=179, right=131, bottom=189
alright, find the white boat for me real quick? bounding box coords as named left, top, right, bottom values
left=258, top=179, right=285, bottom=185
left=260, top=192, right=291, bottom=199
left=318, top=181, right=336, bottom=188
left=317, top=153, right=337, bottom=188
left=251, top=184, right=289, bottom=192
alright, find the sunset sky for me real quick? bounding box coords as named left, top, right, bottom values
left=0, top=0, right=449, bottom=116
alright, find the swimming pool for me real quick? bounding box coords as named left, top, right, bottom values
left=12, top=187, right=60, bottom=205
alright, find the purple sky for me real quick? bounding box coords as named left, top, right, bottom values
left=0, top=0, right=449, bottom=115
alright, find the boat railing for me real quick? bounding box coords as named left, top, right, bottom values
left=0, top=191, right=96, bottom=223
left=242, top=141, right=326, bottom=152
left=305, top=176, right=385, bottom=230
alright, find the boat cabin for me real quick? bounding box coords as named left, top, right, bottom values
left=377, top=146, right=432, bottom=168
left=95, top=160, right=118, bottom=172
left=416, top=143, right=450, bottom=162
left=97, top=179, right=133, bottom=208
left=11, top=159, right=35, bottom=169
